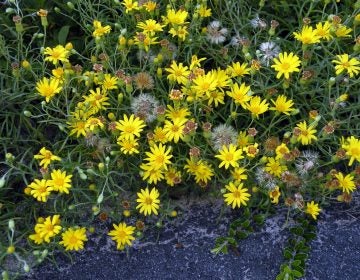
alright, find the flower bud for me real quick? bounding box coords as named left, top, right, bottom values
left=97, top=193, right=104, bottom=204
left=67, top=2, right=75, bottom=9
left=8, top=219, right=15, bottom=231
left=23, top=263, right=30, bottom=273
left=5, top=8, right=15, bottom=14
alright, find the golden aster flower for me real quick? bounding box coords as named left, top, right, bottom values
left=116, top=114, right=146, bottom=140
left=52, top=67, right=65, bottom=80
left=275, top=143, right=290, bottom=159
left=189, top=55, right=206, bottom=70
left=342, top=136, right=360, bottom=166
left=144, top=143, right=172, bottom=170
left=265, top=157, right=287, bottom=177
left=137, top=19, right=163, bottom=35
left=28, top=179, right=53, bottom=202
left=59, top=227, right=88, bottom=251
left=85, top=117, right=104, bottom=131
left=226, top=61, right=250, bottom=78
left=223, top=181, right=251, bottom=209
left=164, top=118, right=187, bottom=143
left=99, top=74, right=118, bottom=91
left=84, top=87, right=110, bottom=112
left=34, top=147, right=61, bottom=168
left=108, top=222, right=136, bottom=250
left=35, top=215, right=62, bottom=243
left=136, top=187, right=160, bottom=216
left=164, top=167, right=181, bottom=186
left=117, top=136, right=139, bottom=155
left=206, top=90, right=225, bottom=107
left=215, top=144, right=244, bottom=169
left=197, top=5, right=212, bottom=18
left=153, top=126, right=168, bottom=144
left=68, top=119, right=87, bottom=138
left=163, top=8, right=188, bottom=26
left=270, top=94, right=294, bottom=115
left=133, top=32, right=158, bottom=52
left=29, top=231, right=44, bottom=245
left=271, top=52, right=301, bottom=79
left=334, top=24, right=352, bottom=38
left=244, top=143, right=259, bottom=158
left=305, top=201, right=321, bottom=220
left=143, top=1, right=156, bottom=12
left=44, top=45, right=69, bottom=65
left=332, top=54, right=360, bottom=78
left=335, top=172, right=356, bottom=193
left=122, top=0, right=139, bottom=14
left=165, top=61, right=191, bottom=85
left=140, top=163, right=164, bottom=184
left=269, top=186, right=281, bottom=204
left=169, top=26, right=189, bottom=41
left=315, top=21, right=333, bottom=41
left=48, top=169, right=72, bottom=194
left=231, top=167, right=248, bottom=182
left=165, top=105, right=190, bottom=121
left=237, top=131, right=250, bottom=148
left=184, top=158, right=214, bottom=184
left=293, top=26, right=321, bottom=44
left=246, top=96, right=269, bottom=118
left=35, top=77, right=62, bottom=102
left=296, top=121, right=317, bottom=145
left=92, top=20, right=111, bottom=38
left=226, top=82, right=251, bottom=109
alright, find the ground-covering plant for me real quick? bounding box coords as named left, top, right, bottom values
left=0, top=0, right=359, bottom=278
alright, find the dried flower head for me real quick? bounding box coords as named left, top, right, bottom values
left=206, top=20, right=228, bottom=44
left=211, top=124, right=237, bottom=151
left=131, top=93, right=159, bottom=123
left=257, top=41, right=281, bottom=66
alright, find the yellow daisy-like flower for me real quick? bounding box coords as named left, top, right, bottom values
left=270, top=95, right=294, bottom=115
left=223, top=181, right=251, bottom=209
left=137, top=19, right=163, bottom=36
left=231, top=167, right=248, bottom=182
left=165, top=105, right=190, bottom=121
left=122, top=0, right=139, bottom=14
left=164, top=118, right=187, bottom=143
left=144, top=143, right=172, bottom=171
left=334, top=24, right=352, bottom=38
left=163, top=8, right=188, bottom=26
left=296, top=121, right=317, bottom=145
left=305, top=201, right=321, bottom=220
left=332, top=54, right=360, bottom=78
left=140, top=163, right=164, bottom=184
left=246, top=96, right=269, bottom=118
left=152, top=126, right=168, bottom=144
left=48, top=169, right=72, bottom=194
left=265, top=157, right=287, bottom=177
left=34, top=147, right=61, bottom=168
left=275, top=143, right=290, bottom=159
left=226, top=61, right=250, bottom=78
left=226, top=83, right=251, bottom=109
left=271, top=52, right=301, bottom=79
left=136, top=187, right=160, bottom=216
left=116, top=114, right=146, bottom=140
left=269, top=186, right=281, bottom=204
left=99, top=74, right=118, bottom=91
left=44, top=45, right=69, bottom=65
left=35, top=77, right=62, bottom=102
left=342, top=136, right=360, bottom=166
left=59, top=227, right=88, bottom=251
left=108, top=222, right=136, bottom=250
left=35, top=215, right=62, bottom=243
left=335, top=172, right=356, bottom=193
left=165, top=61, right=190, bottom=85
left=92, top=20, right=111, bottom=38
left=28, top=179, right=53, bottom=202
left=143, top=1, right=156, bottom=12
left=215, top=144, right=244, bottom=169
left=85, top=117, right=104, bottom=131
left=184, top=158, right=214, bottom=184
left=197, top=5, right=212, bottom=18
left=29, top=231, right=44, bottom=245
left=117, top=136, right=139, bottom=155
left=164, top=167, right=181, bottom=187
left=293, top=26, right=321, bottom=45
left=315, top=21, right=333, bottom=41
left=191, top=71, right=218, bottom=95
left=68, top=119, right=87, bottom=138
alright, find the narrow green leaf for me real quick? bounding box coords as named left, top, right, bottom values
left=58, top=25, right=70, bottom=45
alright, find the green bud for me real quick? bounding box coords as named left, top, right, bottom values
left=54, top=7, right=61, bottom=13
left=23, top=110, right=32, bottom=117
left=0, top=176, right=5, bottom=188
left=97, top=193, right=104, bottom=204
left=33, top=250, right=40, bottom=256
left=8, top=219, right=15, bottom=230
left=41, top=249, right=48, bottom=259
left=2, top=271, right=9, bottom=280
left=37, top=33, right=44, bottom=39
left=283, top=131, right=292, bottom=138
left=5, top=8, right=15, bottom=14
left=67, top=2, right=75, bottom=9
left=23, top=263, right=30, bottom=273
left=68, top=205, right=75, bottom=210
left=329, top=77, right=336, bottom=86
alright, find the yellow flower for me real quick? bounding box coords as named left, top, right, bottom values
left=168, top=26, right=189, bottom=41
left=133, top=32, right=158, bottom=52
left=334, top=24, right=352, bottom=38
left=246, top=96, right=269, bottom=118
left=136, top=187, right=160, bottom=216
left=305, top=201, right=321, bottom=220
left=35, top=77, right=62, bottom=102
left=144, top=143, right=172, bottom=170
left=165, top=105, right=190, bottom=121
left=265, top=157, right=287, bottom=177
left=84, top=87, right=110, bottom=112
left=116, top=114, right=146, bottom=139
left=184, top=158, right=214, bottom=184
left=108, top=222, right=136, bottom=250
left=164, top=118, right=187, bottom=143
left=99, top=74, right=118, bottom=91
left=226, top=61, right=250, bottom=78
left=231, top=167, right=248, bottom=182
left=35, top=215, right=62, bottom=243
left=269, top=186, right=281, bottom=204
left=197, top=5, right=212, bottom=18
left=275, top=143, right=290, bottom=159
left=137, top=19, right=163, bottom=35
left=237, top=131, right=250, bottom=148
left=28, top=179, right=53, bottom=202
left=271, top=52, right=301, bottom=79
left=270, top=95, right=294, bottom=115
left=117, top=136, right=139, bottom=155
left=163, top=9, right=188, bottom=26
left=223, top=182, right=251, bottom=209
left=34, top=147, right=61, bottom=168
left=142, top=1, right=156, bottom=12
left=315, top=21, right=333, bottom=40
left=215, top=144, right=244, bottom=169
left=226, top=83, right=251, bottom=109
left=332, top=54, right=360, bottom=78
left=335, top=172, right=356, bottom=193
left=140, top=163, right=164, bottom=184
left=164, top=167, right=181, bottom=186
left=44, top=45, right=69, bottom=65
left=122, top=0, right=139, bottom=13
left=152, top=126, right=168, bottom=144
left=85, top=117, right=104, bottom=131
left=92, top=20, right=111, bottom=38
left=342, top=136, right=360, bottom=166
left=68, top=119, right=87, bottom=138
left=165, top=61, right=190, bottom=85
left=59, top=227, right=88, bottom=251
left=206, top=90, right=225, bottom=107
left=293, top=26, right=321, bottom=44
left=48, top=169, right=72, bottom=194
left=29, top=231, right=44, bottom=245
left=296, top=121, right=317, bottom=145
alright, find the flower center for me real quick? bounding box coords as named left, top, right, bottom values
left=145, top=197, right=153, bottom=205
